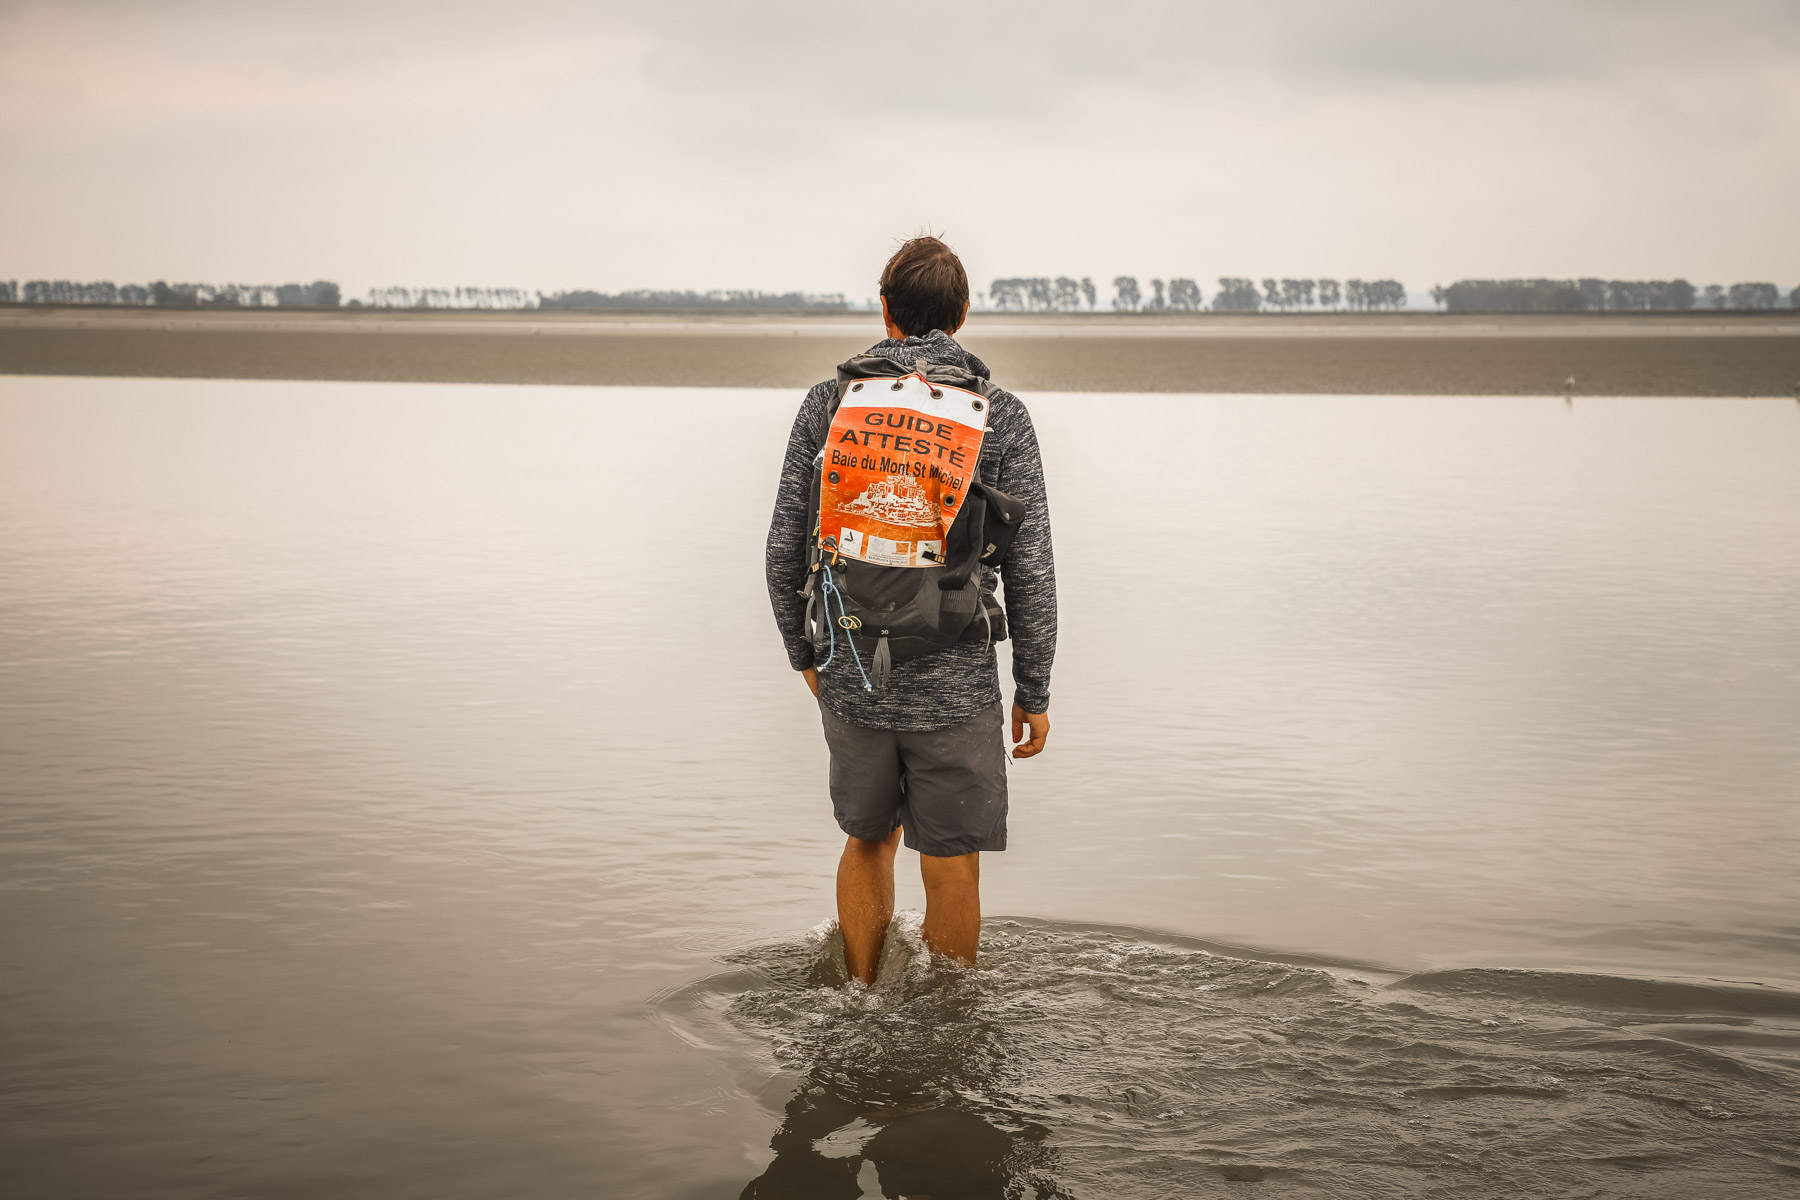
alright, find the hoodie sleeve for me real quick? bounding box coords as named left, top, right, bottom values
left=764, top=383, right=833, bottom=671
left=991, top=397, right=1058, bottom=714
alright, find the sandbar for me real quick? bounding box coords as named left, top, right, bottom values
left=2, top=307, right=1796, bottom=395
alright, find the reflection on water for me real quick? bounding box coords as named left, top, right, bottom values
left=742, top=1064, right=1047, bottom=1199
left=722, top=919, right=1062, bottom=1199
left=1, top=376, right=1797, bottom=1196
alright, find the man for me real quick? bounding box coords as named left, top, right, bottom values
left=764, top=236, right=1057, bottom=985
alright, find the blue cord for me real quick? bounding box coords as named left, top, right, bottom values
left=817, top=564, right=873, bottom=691
left=815, top=576, right=836, bottom=671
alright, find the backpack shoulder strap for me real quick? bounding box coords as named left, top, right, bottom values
left=834, top=354, right=999, bottom=406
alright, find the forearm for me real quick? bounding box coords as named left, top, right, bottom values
left=765, top=545, right=813, bottom=670
left=765, top=386, right=831, bottom=670
left=992, top=401, right=1058, bottom=713
left=1001, top=547, right=1057, bottom=712
left=765, top=489, right=814, bottom=670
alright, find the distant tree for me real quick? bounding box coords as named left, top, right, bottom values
left=1344, top=279, right=1366, bottom=310
left=1790, top=284, right=1800, bottom=309
left=1211, top=277, right=1261, bottom=312
left=9, top=278, right=351, bottom=308
left=20, top=280, right=122, bottom=305
left=1434, top=280, right=1572, bottom=312
left=1279, top=279, right=1313, bottom=310
left=1112, top=276, right=1140, bottom=311
left=1054, top=276, right=1082, bottom=311
left=1429, top=285, right=1446, bottom=310
left=989, top=278, right=1064, bottom=312
left=1079, top=277, right=1096, bottom=310
left=352, top=285, right=532, bottom=311
left=1432, top=278, right=1709, bottom=313
left=0, top=281, right=15, bottom=303
left=1167, top=278, right=1202, bottom=310
left=1704, top=284, right=1725, bottom=309
left=150, top=281, right=197, bottom=307
left=1148, top=279, right=1166, bottom=310
left=1727, top=282, right=1779, bottom=310
left=527, top=288, right=840, bottom=312
left=1317, top=279, right=1341, bottom=310
left=1261, top=279, right=1282, bottom=310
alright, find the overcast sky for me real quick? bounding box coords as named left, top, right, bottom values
left=2, top=0, right=1796, bottom=300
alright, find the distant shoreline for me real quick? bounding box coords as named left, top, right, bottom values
left=3, top=306, right=1797, bottom=395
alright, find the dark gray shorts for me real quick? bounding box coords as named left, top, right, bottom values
left=819, top=700, right=1008, bottom=857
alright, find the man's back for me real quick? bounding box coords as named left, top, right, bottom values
left=763, top=329, right=1057, bottom=732
left=762, top=236, right=1056, bottom=985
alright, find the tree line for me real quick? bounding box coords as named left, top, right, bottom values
left=988, top=278, right=1100, bottom=311
left=367, top=286, right=538, bottom=309
left=536, top=289, right=845, bottom=310
left=0, top=281, right=848, bottom=311
left=1, top=280, right=342, bottom=307
left=10, top=275, right=1793, bottom=315
left=1432, top=279, right=1798, bottom=312
left=990, top=276, right=1408, bottom=312
left=1211, top=278, right=1407, bottom=312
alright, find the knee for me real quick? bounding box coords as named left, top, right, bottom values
left=919, top=850, right=980, bottom=891
left=844, top=828, right=901, bottom=859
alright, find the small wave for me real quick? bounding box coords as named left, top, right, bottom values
left=658, top=916, right=1800, bottom=1199
left=1393, top=966, right=1800, bottom=1016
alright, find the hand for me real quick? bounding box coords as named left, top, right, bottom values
left=802, top=667, right=820, bottom=697
left=1011, top=705, right=1049, bottom=759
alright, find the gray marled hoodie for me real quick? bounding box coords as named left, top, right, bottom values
left=764, top=330, right=1057, bottom=732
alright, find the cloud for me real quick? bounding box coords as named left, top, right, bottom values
left=0, top=0, right=1794, bottom=294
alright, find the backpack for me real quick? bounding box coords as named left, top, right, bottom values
left=801, top=353, right=1027, bottom=690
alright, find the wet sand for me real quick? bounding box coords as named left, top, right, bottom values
left=3, top=306, right=1797, bottom=394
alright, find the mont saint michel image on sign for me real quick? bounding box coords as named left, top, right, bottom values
left=838, top=474, right=940, bottom=528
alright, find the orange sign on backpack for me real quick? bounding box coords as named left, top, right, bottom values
left=819, top=373, right=990, bottom=568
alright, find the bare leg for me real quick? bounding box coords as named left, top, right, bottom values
left=836, top=829, right=901, bottom=985
left=919, top=851, right=981, bottom=966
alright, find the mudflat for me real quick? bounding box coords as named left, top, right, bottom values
left=3, top=307, right=1797, bottom=394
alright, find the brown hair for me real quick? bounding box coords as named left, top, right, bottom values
left=879, top=236, right=969, bottom=338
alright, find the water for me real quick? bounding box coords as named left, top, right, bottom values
left=682, top=918, right=1800, bottom=1197
left=2, top=376, right=1796, bottom=1197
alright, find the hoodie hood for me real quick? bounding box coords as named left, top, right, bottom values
left=861, top=329, right=993, bottom=381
